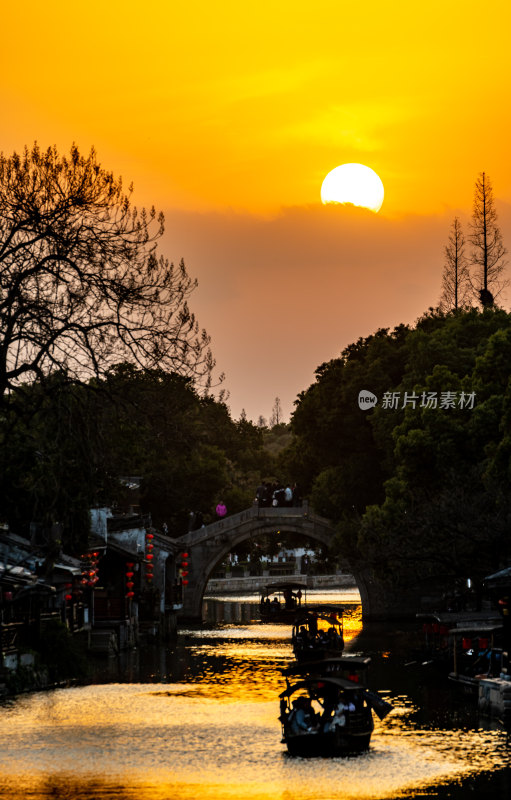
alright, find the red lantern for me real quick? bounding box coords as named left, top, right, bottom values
left=181, top=552, right=189, bottom=558
left=126, top=562, right=134, bottom=569
left=126, top=571, right=134, bottom=578
left=65, top=594, right=72, bottom=601
left=126, top=591, right=135, bottom=598
left=181, top=570, right=188, bottom=577
left=146, top=553, right=154, bottom=560
left=181, top=561, right=189, bottom=568
left=126, top=581, right=134, bottom=589
left=182, top=579, right=189, bottom=585
left=146, top=533, right=154, bottom=540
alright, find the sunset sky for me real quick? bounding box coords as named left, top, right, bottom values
left=3, top=1, right=511, bottom=421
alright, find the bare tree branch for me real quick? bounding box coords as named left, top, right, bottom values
left=0, top=144, right=218, bottom=403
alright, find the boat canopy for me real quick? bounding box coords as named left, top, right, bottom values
left=294, top=605, right=343, bottom=620
left=279, top=676, right=360, bottom=698
left=448, top=623, right=503, bottom=635
left=282, top=656, right=371, bottom=677
left=484, top=566, right=511, bottom=588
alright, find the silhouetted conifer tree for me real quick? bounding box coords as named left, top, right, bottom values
left=469, top=172, right=507, bottom=306
left=440, top=216, right=471, bottom=310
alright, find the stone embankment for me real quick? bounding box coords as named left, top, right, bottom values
left=205, top=572, right=358, bottom=595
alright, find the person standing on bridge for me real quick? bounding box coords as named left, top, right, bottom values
left=255, top=482, right=266, bottom=507
left=216, top=501, right=227, bottom=518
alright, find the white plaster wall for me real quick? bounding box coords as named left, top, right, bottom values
left=89, top=508, right=112, bottom=539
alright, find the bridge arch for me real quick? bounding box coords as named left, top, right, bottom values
left=175, top=505, right=371, bottom=620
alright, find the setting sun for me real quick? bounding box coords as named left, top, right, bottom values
left=321, top=163, right=385, bottom=213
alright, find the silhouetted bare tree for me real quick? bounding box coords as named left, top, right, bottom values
left=0, top=144, right=215, bottom=406
left=269, top=396, right=283, bottom=427
left=469, top=172, right=507, bottom=306
left=440, top=217, right=471, bottom=310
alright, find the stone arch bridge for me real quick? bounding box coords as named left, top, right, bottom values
left=175, top=504, right=380, bottom=621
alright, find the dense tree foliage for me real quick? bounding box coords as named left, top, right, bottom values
left=287, top=308, right=511, bottom=592
left=0, top=365, right=272, bottom=553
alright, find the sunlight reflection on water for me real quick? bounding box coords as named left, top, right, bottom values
left=1, top=591, right=510, bottom=800
left=1, top=683, right=509, bottom=800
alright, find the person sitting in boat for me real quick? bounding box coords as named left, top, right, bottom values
left=303, top=698, right=319, bottom=730
left=323, top=701, right=346, bottom=732
left=283, top=587, right=296, bottom=610
left=288, top=697, right=317, bottom=735
left=318, top=685, right=338, bottom=731
left=327, top=627, right=343, bottom=650
left=301, top=626, right=316, bottom=646
left=295, top=626, right=309, bottom=648
left=350, top=691, right=365, bottom=712
left=272, top=597, right=280, bottom=607
left=288, top=698, right=308, bottom=735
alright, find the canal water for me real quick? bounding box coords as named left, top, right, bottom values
left=1, top=588, right=510, bottom=800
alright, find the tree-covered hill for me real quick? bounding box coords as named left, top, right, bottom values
left=286, top=308, right=511, bottom=596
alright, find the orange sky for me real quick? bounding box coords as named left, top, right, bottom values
left=3, top=1, right=511, bottom=420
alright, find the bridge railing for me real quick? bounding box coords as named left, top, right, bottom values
left=182, top=501, right=311, bottom=545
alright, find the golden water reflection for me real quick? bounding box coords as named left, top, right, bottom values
left=1, top=594, right=510, bottom=800
left=0, top=681, right=509, bottom=800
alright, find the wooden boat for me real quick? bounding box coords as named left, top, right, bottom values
left=278, top=656, right=392, bottom=757
left=414, top=611, right=502, bottom=677
left=448, top=622, right=504, bottom=692
left=292, top=605, right=344, bottom=662
left=259, top=581, right=307, bottom=622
